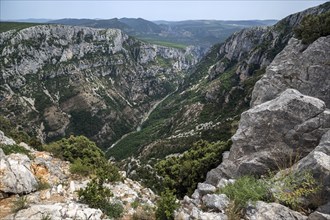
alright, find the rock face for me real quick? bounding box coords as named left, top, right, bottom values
left=0, top=131, right=16, bottom=146
left=0, top=151, right=38, bottom=195
left=246, top=201, right=308, bottom=220
left=3, top=202, right=104, bottom=220
left=206, top=89, right=330, bottom=184
left=251, top=36, right=330, bottom=107
left=202, top=194, right=230, bottom=212
left=0, top=25, right=199, bottom=148
left=204, top=16, right=330, bottom=185
left=208, top=3, right=330, bottom=83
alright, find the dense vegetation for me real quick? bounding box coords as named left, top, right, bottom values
left=156, top=140, right=231, bottom=198
left=43, top=135, right=124, bottom=218
left=0, top=22, right=41, bottom=33
left=294, top=11, right=330, bottom=44
left=44, top=135, right=121, bottom=181
left=0, top=116, right=43, bottom=150
left=155, top=189, right=179, bottom=220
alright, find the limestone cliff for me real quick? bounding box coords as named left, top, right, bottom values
left=0, top=25, right=200, bottom=148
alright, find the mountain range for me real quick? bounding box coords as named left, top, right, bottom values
left=49, top=18, right=277, bottom=49
left=0, top=2, right=329, bottom=220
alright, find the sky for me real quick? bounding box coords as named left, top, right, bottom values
left=1, top=0, right=328, bottom=21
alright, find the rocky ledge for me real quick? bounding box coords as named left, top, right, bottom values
left=0, top=134, right=156, bottom=219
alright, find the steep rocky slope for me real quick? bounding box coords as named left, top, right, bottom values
left=109, top=2, right=330, bottom=161
left=206, top=35, right=330, bottom=185
left=0, top=25, right=200, bottom=149
left=178, top=22, right=330, bottom=220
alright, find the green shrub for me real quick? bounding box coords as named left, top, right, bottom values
left=44, top=135, right=104, bottom=164
left=294, top=11, right=330, bottom=44
left=0, top=144, right=30, bottom=156
left=12, top=196, right=29, bottom=213
left=69, top=158, right=91, bottom=176
left=218, top=175, right=269, bottom=217
left=155, top=189, right=179, bottom=220
left=78, top=179, right=112, bottom=208
left=270, top=170, right=320, bottom=210
left=95, top=160, right=122, bottom=183
left=78, top=178, right=123, bottom=218
left=44, top=135, right=121, bottom=182
left=155, top=140, right=231, bottom=198
left=102, top=202, right=124, bottom=219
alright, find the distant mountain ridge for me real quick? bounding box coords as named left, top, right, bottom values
left=48, top=18, right=277, bottom=49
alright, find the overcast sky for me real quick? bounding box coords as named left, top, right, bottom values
left=1, top=1, right=328, bottom=21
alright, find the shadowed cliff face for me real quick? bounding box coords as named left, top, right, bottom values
left=0, top=25, right=201, bottom=148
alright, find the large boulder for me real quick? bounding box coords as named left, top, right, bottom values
left=246, top=201, right=307, bottom=220
left=0, top=152, right=38, bottom=195
left=251, top=36, right=330, bottom=108
left=206, top=89, right=330, bottom=185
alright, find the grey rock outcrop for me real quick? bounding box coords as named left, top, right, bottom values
left=206, top=89, right=330, bottom=185
left=246, top=201, right=308, bottom=220
left=202, top=194, right=230, bottom=212
left=0, top=153, right=38, bottom=195
left=3, top=202, right=104, bottom=220
left=207, top=3, right=330, bottom=83
left=176, top=206, right=227, bottom=220
left=0, top=131, right=16, bottom=145
left=197, top=183, right=217, bottom=195
left=308, top=202, right=330, bottom=220
left=251, top=36, right=330, bottom=107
